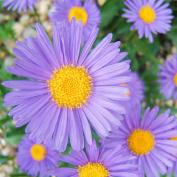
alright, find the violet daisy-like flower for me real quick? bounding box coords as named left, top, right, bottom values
left=159, top=54, right=177, bottom=99
left=3, top=0, right=37, bottom=12
left=103, top=106, right=177, bottom=177
left=123, top=0, right=173, bottom=42
left=120, top=72, right=144, bottom=110
left=3, top=21, right=131, bottom=152
left=53, top=141, right=138, bottom=177
left=50, top=0, right=100, bottom=41
left=17, top=136, right=59, bottom=177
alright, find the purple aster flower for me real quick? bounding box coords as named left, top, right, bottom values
left=123, top=0, right=173, bottom=42
left=159, top=54, right=177, bottom=99
left=50, top=0, right=100, bottom=41
left=53, top=141, right=138, bottom=177
left=3, top=21, right=131, bottom=152
left=120, top=72, right=144, bottom=111
left=3, top=0, right=37, bottom=12
left=103, top=106, right=177, bottom=177
left=17, top=136, right=59, bottom=177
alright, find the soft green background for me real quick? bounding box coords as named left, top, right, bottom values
left=0, top=0, right=177, bottom=176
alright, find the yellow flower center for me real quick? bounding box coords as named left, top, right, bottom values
left=30, top=144, right=47, bottom=161
left=78, top=163, right=109, bottom=177
left=68, top=6, right=88, bottom=25
left=170, top=136, right=177, bottom=140
left=139, top=5, right=156, bottom=24
left=173, top=73, right=177, bottom=86
left=48, top=66, right=92, bottom=109
left=128, top=129, right=155, bottom=155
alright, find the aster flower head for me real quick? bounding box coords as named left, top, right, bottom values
left=159, top=54, right=177, bottom=99
left=3, top=0, right=37, bottom=12
left=53, top=141, right=138, bottom=177
left=123, top=0, right=173, bottom=42
left=17, top=136, right=59, bottom=177
left=50, top=0, right=100, bottom=41
left=3, top=20, right=131, bottom=152
left=120, top=72, right=144, bottom=110
left=103, top=106, right=177, bottom=177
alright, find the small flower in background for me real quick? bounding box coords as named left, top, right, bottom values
left=3, top=20, right=131, bottom=152
left=3, top=0, right=37, bottom=12
left=120, top=72, right=144, bottom=111
left=123, top=0, right=173, bottom=42
left=103, top=106, right=177, bottom=177
left=16, top=136, right=59, bottom=177
left=50, top=0, right=100, bottom=41
left=53, top=141, right=138, bottom=177
left=159, top=54, right=177, bottom=100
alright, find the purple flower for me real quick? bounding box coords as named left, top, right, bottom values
left=103, top=106, right=177, bottom=177
left=159, top=54, right=177, bottom=99
left=17, top=136, right=59, bottom=177
left=123, top=0, right=173, bottom=42
left=120, top=72, right=144, bottom=111
left=3, top=0, right=37, bottom=12
left=3, top=21, right=131, bottom=152
left=53, top=141, right=138, bottom=177
left=50, top=0, right=100, bottom=41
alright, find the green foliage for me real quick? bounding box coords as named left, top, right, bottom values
left=0, top=20, right=14, bottom=41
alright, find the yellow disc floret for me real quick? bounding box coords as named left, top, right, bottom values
left=48, top=65, right=92, bottom=109
left=170, top=136, right=177, bottom=141
left=68, top=6, right=88, bottom=25
left=128, top=129, right=155, bottom=155
left=139, top=5, right=156, bottom=24
left=30, top=144, right=47, bottom=161
left=78, top=163, right=109, bottom=177
left=173, top=74, right=177, bottom=86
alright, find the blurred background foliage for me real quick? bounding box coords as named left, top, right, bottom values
left=0, top=0, right=177, bottom=176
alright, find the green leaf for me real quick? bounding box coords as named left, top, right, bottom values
left=0, top=154, right=10, bottom=164
left=100, top=0, right=124, bottom=29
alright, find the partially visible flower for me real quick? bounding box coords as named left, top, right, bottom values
left=120, top=72, right=144, bottom=111
left=16, top=136, right=59, bottom=177
left=159, top=54, right=177, bottom=99
left=3, top=0, right=37, bottom=12
left=53, top=141, right=138, bottom=177
left=123, top=0, right=173, bottom=42
left=3, top=21, right=131, bottom=152
left=103, top=106, right=177, bottom=177
left=50, top=0, right=100, bottom=41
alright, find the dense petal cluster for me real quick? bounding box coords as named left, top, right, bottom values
left=17, top=136, right=59, bottom=177
left=3, top=21, right=131, bottom=152
left=103, top=106, right=177, bottom=177
left=53, top=141, right=138, bottom=177
left=50, top=0, right=100, bottom=41
left=123, top=0, right=173, bottom=42
left=159, top=54, right=177, bottom=99
left=3, top=0, right=37, bottom=12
